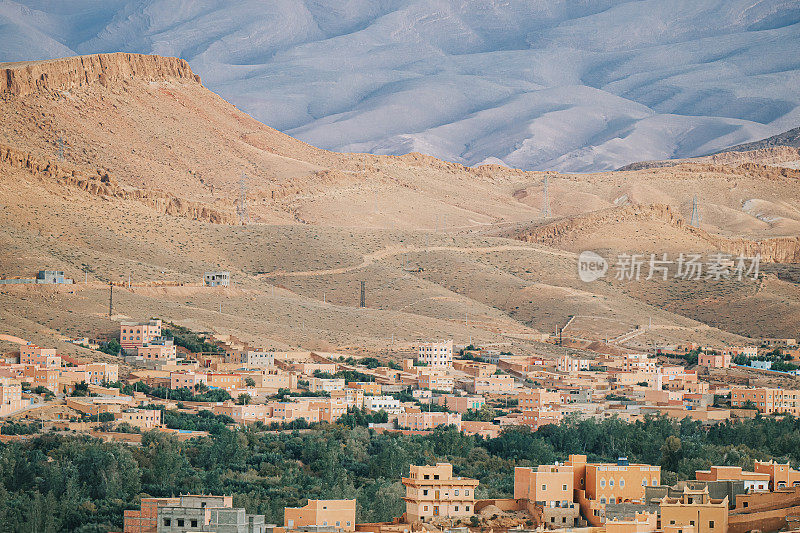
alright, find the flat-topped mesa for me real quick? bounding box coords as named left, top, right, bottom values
left=0, top=53, right=201, bottom=97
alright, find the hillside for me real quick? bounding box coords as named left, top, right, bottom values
left=1, top=52, right=799, bottom=358
left=720, top=126, right=800, bottom=153
left=2, top=0, right=800, bottom=171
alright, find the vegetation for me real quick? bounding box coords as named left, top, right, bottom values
left=121, top=382, right=231, bottom=403
left=97, top=339, right=121, bottom=356
left=163, top=323, right=222, bottom=354
left=3, top=414, right=800, bottom=532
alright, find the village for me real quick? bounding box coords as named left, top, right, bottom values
left=1, top=311, right=800, bottom=533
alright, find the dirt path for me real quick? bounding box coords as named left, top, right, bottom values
left=259, top=244, right=575, bottom=278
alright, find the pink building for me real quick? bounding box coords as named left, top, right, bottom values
left=19, top=344, right=61, bottom=368
left=397, top=409, right=461, bottom=431
left=120, top=319, right=162, bottom=352
left=698, top=352, right=731, bottom=369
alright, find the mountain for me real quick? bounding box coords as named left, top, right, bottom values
left=719, top=126, right=800, bottom=153
left=2, top=52, right=800, bottom=358
left=1, top=1, right=799, bottom=172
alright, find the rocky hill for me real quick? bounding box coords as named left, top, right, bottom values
left=720, top=126, right=800, bottom=153
left=1, top=52, right=799, bottom=354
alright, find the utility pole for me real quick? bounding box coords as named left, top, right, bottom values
left=360, top=281, right=366, bottom=308
left=690, top=195, right=701, bottom=227
left=108, top=282, right=113, bottom=317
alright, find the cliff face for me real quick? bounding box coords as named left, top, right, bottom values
left=0, top=145, right=235, bottom=224
left=1, top=53, right=201, bottom=97
left=511, top=204, right=800, bottom=263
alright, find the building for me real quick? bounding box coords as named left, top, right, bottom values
left=698, top=352, right=731, bottom=369
left=659, top=487, right=728, bottom=533
left=170, top=371, right=208, bottom=390
left=115, top=408, right=163, bottom=430
left=309, top=378, right=345, bottom=393
left=204, top=271, right=230, bottom=287
left=515, top=465, right=573, bottom=506
left=730, top=387, right=800, bottom=415
left=418, top=372, right=454, bottom=392
left=567, top=455, right=661, bottom=505
left=331, top=388, right=365, bottom=408
left=346, top=381, right=381, bottom=395
left=19, top=344, right=61, bottom=368
left=402, top=463, right=478, bottom=522
left=0, top=377, right=25, bottom=417
left=751, top=360, right=773, bottom=370
left=517, top=389, right=561, bottom=410
left=36, top=270, right=72, bottom=284
left=156, top=494, right=267, bottom=533
left=364, top=395, right=402, bottom=414
left=206, top=372, right=243, bottom=392
left=284, top=499, right=355, bottom=531
left=623, top=354, right=656, bottom=373
left=761, top=338, right=797, bottom=347
left=120, top=319, right=163, bottom=352
left=138, top=339, right=177, bottom=362
left=557, top=355, right=591, bottom=374
left=695, top=465, right=770, bottom=492
left=433, top=395, right=484, bottom=414
left=418, top=340, right=454, bottom=368
left=243, top=351, right=275, bottom=368
left=753, top=460, right=800, bottom=489
left=80, top=362, right=119, bottom=385
left=397, top=410, right=461, bottom=431
left=520, top=409, right=562, bottom=430
left=466, top=375, right=514, bottom=395
left=124, top=497, right=181, bottom=533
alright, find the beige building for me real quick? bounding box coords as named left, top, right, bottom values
left=402, top=463, right=478, bottom=522
left=397, top=410, right=461, bottom=431
left=120, top=319, right=162, bottom=352
left=418, top=340, right=453, bottom=368
left=660, top=487, right=728, bottom=533
left=284, top=499, right=356, bottom=531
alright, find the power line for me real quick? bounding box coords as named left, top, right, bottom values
left=690, top=195, right=701, bottom=227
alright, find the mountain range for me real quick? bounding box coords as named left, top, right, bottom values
left=1, top=0, right=799, bottom=171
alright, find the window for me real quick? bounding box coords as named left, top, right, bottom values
left=600, top=497, right=606, bottom=504
left=454, top=490, right=459, bottom=496
left=542, top=484, right=547, bottom=490
left=563, top=484, right=568, bottom=490
left=670, top=520, right=676, bottom=525
left=336, top=522, right=341, bottom=527
left=164, top=519, right=171, bottom=526
left=600, top=479, right=606, bottom=488
left=690, top=521, right=695, bottom=526
left=642, top=479, right=648, bottom=486
left=653, top=478, right=658, bottom=486
left=424, top=506, right=429, bottom=511
left=455, top=506, right=459, bottom=512
left=609, top=479, right=614, bottom=487
left=465, top=490, right=469, bottom=496
left=709, top=521, right=715, bottom=528
left=347, top=522, right=351, bottom=527
left=466, top=506, right=470, bottom=511
left=423, top=490, right=428, bottom=496
left=191, top=519, right=198, bottom=527
left=177, top=519, right=185, bottom=527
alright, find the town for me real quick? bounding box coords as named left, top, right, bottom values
left=2, top=313, right=800, bottom=533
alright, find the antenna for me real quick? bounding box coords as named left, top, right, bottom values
left=542, top=176, right=551, bottom=218
left=236, top=173, right=249, bottom=225
left=690, top=195, right=701, bottom=228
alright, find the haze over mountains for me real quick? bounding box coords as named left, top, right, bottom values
left=2, top=0, right=800, bottom=171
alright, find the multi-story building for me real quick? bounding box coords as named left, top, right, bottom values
left=521, top=409, right=563, bottom=430
left=557, top=355, right=591, bottom=374
left=402, top=463, right=478, bottom=522
left=397, top=410, right=461, bottom=431
left=623, top=354, right=656, bottom=373
left=659, top=487, right=728, bottom=533
left=284, top=499, right=355, bottom=531
left=170, top=371, right=208, bottom=390
left=331, top=387, right=364, bottom=408
left=309, top=377, right=345, bottom=393
left=754, top=460, right=800, bottom=490
left=346, top=381, right=381, bottom=395
left=433, top=395, right=484, bottom=414
left=364, top=395, right=402, bottom=414
left=695, top=465, right=770, bottom=492
left=115, top=408, right=163, bottom=430
left=515, top=465, right=573, bottom=506
left=243, top=350, right=275, bottom=368
left=418, top=371, right=454, bottom=392
left=206, top=372, right=243, bottom=392
left=138, top=339, right=177, bottom=362
left=156, top=494, right=267, bottom=533
left=19, top=344, right=61, bottom=368
left=567, top=454, right=660, bottom=505
left=698, top=351, right=731, bottom=369
left=418, top=340, right=453, bottom=368
left=203, top=271, right=230, bottom=287
left=730, top=387, right=800, bottom=415
left=80, top=362, right=119, bottom=385
left=466, top=375, right=515, bottom=395
left=0, top=377, right=25, bottom=416
left=517, top=389, right=561, bottom=410
left=120, top=319, right=162, bottom=352
left=124, top=497, right=180, bottom=533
